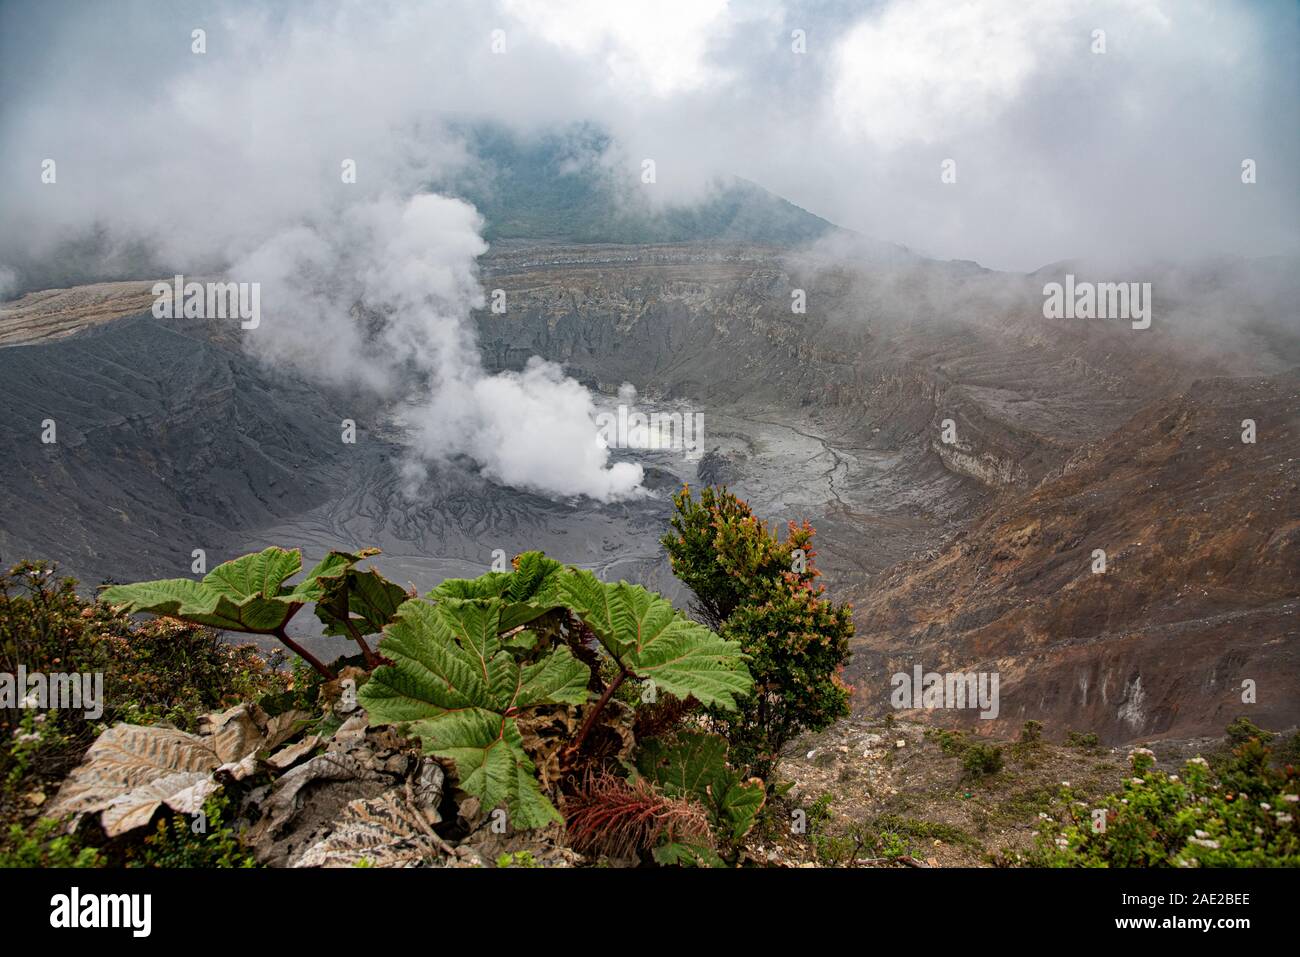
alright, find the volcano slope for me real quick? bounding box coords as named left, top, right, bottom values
left=850, top=369, right=1299, bottom=743
left=0, top=311, right=369, bottom=585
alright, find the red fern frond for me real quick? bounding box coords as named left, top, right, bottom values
left=564, top=772, right=712, bottom=858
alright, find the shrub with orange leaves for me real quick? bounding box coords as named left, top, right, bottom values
left=662, top=486, right=852, bottom=779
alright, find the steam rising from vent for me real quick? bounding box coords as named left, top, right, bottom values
left=236, top=194, right=645, bottom=502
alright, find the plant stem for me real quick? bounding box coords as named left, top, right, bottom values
left=343, top=619, right=381, bottom=669
left=272, top=626, right=336, bottom=680
left=569, top=668, right=629, bottom=756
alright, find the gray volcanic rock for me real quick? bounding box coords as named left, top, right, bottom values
left=696, top=449, right=737, bottom=487
left=0, top=313, right=358, bottom=584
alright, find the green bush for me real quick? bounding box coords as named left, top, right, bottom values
left=1032, top=733, right=1300, bottom=867
left=0, top=561, right=288, bottom=784
left=0, top=818, right=102, bottom=868
left=1019, top=720, right=1043, bottom=745
left=126, top=795, right=257, bottom=869
left=1066, top=730, right=1101, bottom=751
left=925, top=727, right=969, bottom=754
left=662, top=486, right=853, bottom=778
left=0, top=560, right=288, bottom=865
left=1225, top=716, right=1274, bottom=747
left=962, top=743, right=1004, bottom=778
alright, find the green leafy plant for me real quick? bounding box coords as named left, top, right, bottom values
left=101, top=547, right=406, bottom=678
left=924, top=727, right=969, bottom=755
left=362, top=552, right=751, bottom=833
left=1066, top=730, right=1101, bottom=751
left=359, top=595, right=589, bottom=828
left=557, top=567, right=752, bottom=755
left=312, top=557, right=412, bottom=669
left=1, top=818, right=102, bottom=868
left=1225, top=716, right=1274, bottom=748
left=635, top=731, right=766, bottom=845
left=427, top=551, right=568, bottom=630
left=962, top=743, right=1004, bottom=779
left=126, top=794, right=257, bottom=869
left=495, top=850, right=539, bottom=868
left=652, top=841, right=726, bottom=868
left=662, top=486, right=852, bottom=778
left=1033, top=732, right=1300, bottom=867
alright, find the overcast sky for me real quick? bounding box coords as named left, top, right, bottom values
left=1, top=0, right=1296, bottom=275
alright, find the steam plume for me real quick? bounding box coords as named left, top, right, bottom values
left=235, top=193, right=646, bottom=501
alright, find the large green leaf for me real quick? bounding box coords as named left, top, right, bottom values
left=637, top=731, right=730, bottom=795
left=203, top=546, right=302, bottom=601
left=558, top=569, right=752, bottom=710
left=637, top=732, right=766, bottom=842
left=102, top=547, right=308, bottom=632
left=505, top=551, right=566, bottom=604
left=426, top=551, right=567, bottom=631
left=291, top=549, right=380, bottom=600
left=359, top=597, right=590, bottom=828
left=711, top=771, right=767, bottom=842
left=315, top=563, right=410, bottom=638
left=101, top=546, right=392, bottom=636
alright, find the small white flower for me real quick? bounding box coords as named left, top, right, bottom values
left=15, top=732, right=40, bottom=744
left=1277, top=813, right=1293, bottom=825
left=1169, top=775, right=1179, bottom=782
left=1188, top=837, right=1220, bottom=849
left=1131, top=777, right=1144, bottom=785
left=1260, top=802, right=1271, bottom=811
left=1195, top=829, right=1210, bottom=839
left=1188, top=757, right=1209, bottom=768
left=1283, top=794, right=1298, bottom=803
left=1061, top=781, right=1071, bottom=788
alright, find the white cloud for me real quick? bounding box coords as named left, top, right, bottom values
left=829, top=0, right=1071, bottom=147
left=0, top=0, right=1294, bottom=286
left=502, top=0, right=736, bottom=96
